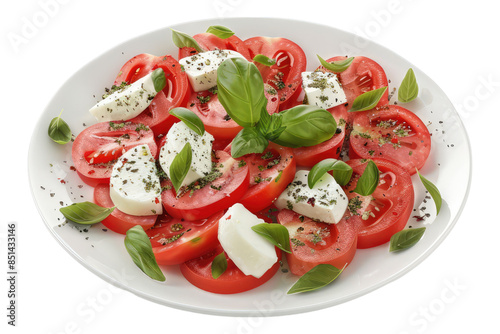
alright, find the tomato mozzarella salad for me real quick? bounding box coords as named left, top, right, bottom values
left=69, top=27, right=432, bottom=294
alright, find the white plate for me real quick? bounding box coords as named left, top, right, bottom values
left=28, top=17, right=471, bottom=316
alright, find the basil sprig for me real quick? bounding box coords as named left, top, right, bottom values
left=151, top=68, right=167, bottom=93
left=211, top=252, right=228, bottom=279
left=416, top=169, right=442, bottom=215
left=287, top=264, right=344, bottom=294
left=350, top=86, right=387, bottom=112
left=317, top=55, right=354, bottom=73
left=231, top=127, right=269, bottom=158
left=170, top=142, right=192, bottom=193
left=125, top=225, right=166, bottom=281
left=389, top=227, right=426, bottom=252
left=48, top=111, right=72, bottom=145
left=353, top=160, right=379, bottom=196
left=171, top=28, right=205, bottom=53
left=251, top=223, right=291, bottom=253
left=169, top=107, right=205, bottom=136
left=206, top=25, right=234, bottom=39
left=59, top=201, right=114, bottom=225
left=398, top=68, right=419, bottom=103
left=308, top=159, right=353, bottom=188
left=253, top=54, right=276, bottom=67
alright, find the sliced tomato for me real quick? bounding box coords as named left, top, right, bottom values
left=185, top=84, right=279, bottom=141
left=349, top=105, right=431, bottom=175
left=146, top=211, right=224, bottom=265
left=292, top=104, right=348, bottom=167
left=244, top=36, right=306, bottom=105
left=178, top=33, right=252, bottom=60
left=72, top=122, right=157, bottom=186
left=161, top=150, right=249, bottom=221
left=180, top=243, right=281, bottom=294
left=93, top=183, right=157, bottom=234
left=112, top=53, right=190, bottom=135
left=344, top=158, right=414, bottom=249
left=277, top=209, right=358, bottom=276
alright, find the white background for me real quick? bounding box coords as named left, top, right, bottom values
left=1, top=0, right=498, bottom=333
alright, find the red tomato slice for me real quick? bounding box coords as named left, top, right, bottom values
left=146, top=211, right=224, bottom=265
left=244, top=36, right=306, bottom=105
left=72, top=122, right=157, bottom=186
left=292, top=104, right=349, bottom=167
left=161, top=150, right=249, bottom=221
left=180, top=244, right=281, bottom=294
left=93, top=183, right=157, bottom=234
left=349, top=105, right=431, bottom=175
left=113, top=54, right=190, bottom=135
left=277, top=209, right=358, bottom=276
left=178, top=33, right=252, bottom=60
left=344, top=158, right=414, bottom=249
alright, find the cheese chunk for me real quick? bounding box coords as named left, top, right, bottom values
left=301, top=71, right=347, bottom=109
left=275, top=170, right=348, bottom=224
left=179, top=49, right=246, bottom=92
left=109, top=145, right=162, bottom=216
left=159, top=122, right=214, bottom=189
left=218, top=204, right=278, bottom=278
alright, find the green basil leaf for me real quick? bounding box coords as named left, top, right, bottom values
left=317, top=55, right=354, bottom=73
left=417, top=170, right=442, bottom=215
left=125, top=225, right=166, bottom=281
left=273, top=105, right=337, bottom=148
left=170, top=142, right=192, bottom=193
left=253, top=54, right=276, bottom=67
left=251, top=223, right=291, bottom=254
left=48, top=111, right=72, bottom=144
left=169, top=107, right=205, bottom=136
left=257, top=108, right=286, bottom=141
left=287, top=264, right=343, bottom=294
left=171, top=28, right=204, bottom=53
left=398, top=68, right=419, bottom=103
left=350, top=86, right=388, bottom=112
left=217, top=58, right=267, bottom=128
left=389, top=227, right=426, bottom=252
left=211, top=252, right=228, bottom=279
left=59, top=201, right=114, bottom=225
left=231, top=127, right=269, bottom=158
left=151, top=68, right=167, bottom=93
left=308, top=159, right=353, bottom=188
left=353, top=160, right=379, bottom=196
left=206, top=25, right=235, bottom=39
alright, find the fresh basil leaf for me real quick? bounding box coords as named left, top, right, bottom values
left=125, top=225, right=166, bottom=281
left=151, top=68, right=167, bottom=93
left=211, top=252, right=228, bottom=279
left=171, top=28, right=204, bottom=53
left=169, top=107, right=205, bottom=136
left=273, top=105, right=337, bottom=148
left=48, top=111, right=72, bottom=144
left=251, top=223, right=291, bottom=254
left=257, top=108, right=286, bottom=141
left=398, top=68, right=419, bottom=103
left=308, top=159, right=353, bottom=188
left=350, top=86, right=388, bottom=112
left=253, top=54, right=276, bottom=67
left=231, top=127, right=269, bottom=158
left=389, top=227, right=426, bottom=252
left=353, top=160, right=379, bottom=196
left=217, top=58, right=267, bottom=128
left=206, top=25, right=235, bottom=39
left=317, top=55, right=354, bottom=72
left=287, top=264, right=343, bottom=294
left=416, top=170, right=442, bottom=215
left=170, top=142, right=192, bottom=193
left=59, top=201, right=114, bottom=225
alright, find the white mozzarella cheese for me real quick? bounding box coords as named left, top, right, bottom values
left=109, top=145, right=162, bottom=216
left=301, top=71, right=347, bottom=109
left=218, top=204, right=278, bottom=278
left=275, top=170, right=348, bottom=224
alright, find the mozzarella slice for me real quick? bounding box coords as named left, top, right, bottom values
left=275, top=170, right=348, bottom=224
left=159, top=122, right=214, bottom=190
left=179, top=49, right=246, bottom=92
left=109, top=145, right=162, bottom=216
left=218, top=204, right=278, bottom=278
left=301, top=71, right=347, bottom=109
